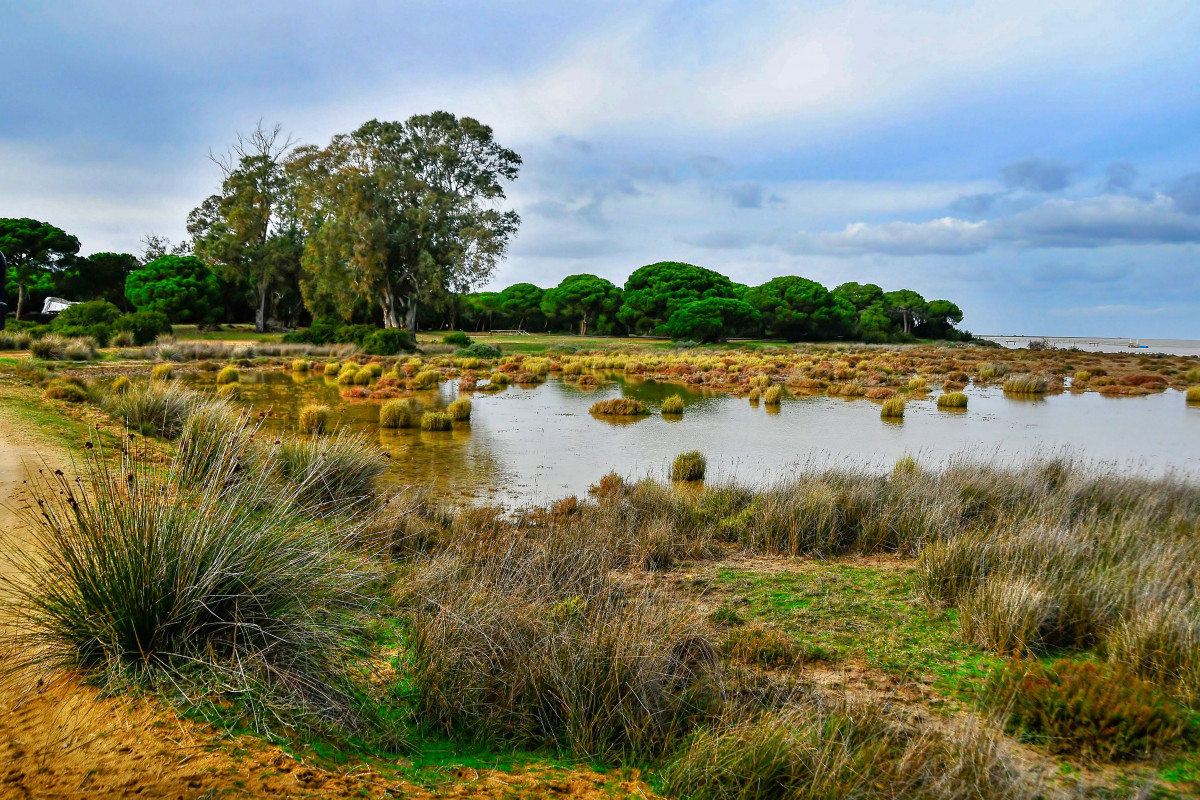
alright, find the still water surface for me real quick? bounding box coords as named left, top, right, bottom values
left=200, top=371, right=1200, bottom=506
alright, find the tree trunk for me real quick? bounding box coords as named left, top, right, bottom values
left=404, top=300, right=418, bottom=332
left=580, top=312, right=590, bottom=336
left=379, top=286, right=403, bottom=329
left=16, top=283, right=26, bottom=321
left=255, top=282, right=268, bottom=333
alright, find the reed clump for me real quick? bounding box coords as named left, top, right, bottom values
left=292, top=358, right=309, bottom=372
left=324, top=361, right=340, bottom=376
left=937, top=392, right=968, bottom=409
left=410, top=369, right=441, bottom=390
left=2, top=435, right=381, bottom=738
left=1187, top=386, right=1200, bottom=402
left=590, top=398, right=650, bottom=416
left=268, top=430, right=387, bottom=509
left=661, top=394, right=685, bottom=415
left=421, top=411, right=453, bottom=431
left=28, top=333, right=69, bottom=360
left=379, top=399, right=416, bottom=429
left=110, top=375, right=131, bottom=395
left=298, top=403, right=331, bottom=434
left=447, top=397, right=471, bottom=421
left=151, top=363, right=174, bottom=381
left=105, top=382, right=200, bottom=438
left=215, top=366, right=238, bottom=385
left=1003, top=374, right=1050, bottom=394
left=763, top=385, right=783, bottom=405
left=880, top=397, right=905, bottom=419
left=671, top=451, right=707, bottom=482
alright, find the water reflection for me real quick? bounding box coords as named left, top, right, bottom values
left=190, top=369, right=1200, bottom=506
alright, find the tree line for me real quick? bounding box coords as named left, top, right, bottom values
left=3, top=112, right=965, bottom=343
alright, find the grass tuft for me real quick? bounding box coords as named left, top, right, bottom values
left=298, top=403, right=331, bottom=434
left=420, top=411, right=453, bottom=431
left=671, top=450, right=707, bottom=482
left=880, top=397, right=905, bottom=419
left=937, top=392, right=968, bottom=409
left=590, top=398, right=650, bottom=416
left=661, top=393, right=685, bottom=415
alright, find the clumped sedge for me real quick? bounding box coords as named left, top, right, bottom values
left=590, top=398, right=650, bottom=416
left=215, top=366, right=238, bottom=385
left=446, top=397, right=471, bottom=421
left=937, top=392, right=968, bottom=409
left=379, top=399, right=417, bottom=429
left=661, top=394, right=685, bottom=415
left=1003, top=374, right=1050, bottom=394
left=151, top=363, right=174, bottom=381
left=880, top=397, right=905, bottom=418
left=298, top=403, right=331, bottom=434
left=0, top=433, right=384, bottom=740
left=763, top=385, right=783, bottom=405
left=671, top=451, right=707, bottom=482
left=421, top=411, right=453, bottom=431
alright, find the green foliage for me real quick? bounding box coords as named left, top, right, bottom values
left=215, top=366, right=239, bottom=385
left=671, top=450, right=707, bottom=482
left=743, top=276, right=856, bottom=341
left=883, top=289, right=927, bottom=336
left=293, top=112, right=521, bottom=329
left=498, top=282, right=544, bottom=329
left=986, top=659, right=1195, bottom=760
left=0, top=217, right=80, bottom=318
left=442, top=331, right=471, bottom=347
left=43, top=377, right=91, bottom=403
left=832, top=281, right=884, bottom=311
left=618, top=262, right=738, bottom=334
left=457, top=341, right=502, bottom=359
left=363, top=327, right=416, bottom=355
left=59, top=252, right=140, bottom=308
left=661, top=393, right=685, bottom=415
left=125, top=255, right=223, bottom=324
left=665, top=298, right=761, bottom=343
left=113, top=310, right=173, bottom=345
left=542, top=274, right=622, bottom=335
left=52, top=299, right=121, bottom=329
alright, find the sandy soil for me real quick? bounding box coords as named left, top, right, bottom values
left=0, top=407, right=649, bottom=799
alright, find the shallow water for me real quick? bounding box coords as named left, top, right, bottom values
left=195, top=370, right=1200, bottom=506
left=980, top=335, right=1200, bottom=357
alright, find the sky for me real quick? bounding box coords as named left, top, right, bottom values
left=3, top=0, right=1200, bottom=337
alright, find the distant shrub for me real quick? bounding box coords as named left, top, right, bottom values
left=364, top=328, right=415, bottom=356
left=661, top=394, right=685, bottom=415
left=113, top=310, right=173, bottom=345
left=590, top=398, right=650, bottom=416
left=458, top=341, right=502, bottom=359
left=215, top=366, right=238, bottom=385
left=421, top=411, right=453, bottom=431
left=986, top=659, right=1194, bottom=760
left=670, top=451, right=706, bottom=482
left=1003, top=374, right=1050, bottom=394
left=43, top=378, right=90, bottom=403
left=442, top=331, right=472, bottom=347
left=447, top=397, right=471, bottom=421
left=880, top=397, right=905, bottom=419
left=937, top=392, right=968, bottom=409
left=379, top=399, right=416, bottom=429
left=297, top=404, right=330, bottom=434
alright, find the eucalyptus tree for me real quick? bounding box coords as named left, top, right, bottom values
left=292, top=112, right=520, bottom=330
left=188, top=123, right=302, bottom=332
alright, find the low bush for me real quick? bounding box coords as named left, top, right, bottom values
left=458, top=341, right=502, bottom=359
left=937, top=392, right=968, bottom=409
left=986, top=659, right=1194, bottom=760
left=421, top=411, right=453, bottom=431
left=671, top=450, right=707, bottom=482
left=590, top=398, right=650, bottom=416
left=447, top=397, right=471, bottom=421
left=43, top=378, right=90, bottom=403
left=298, top=403, right=331, bottom=434
left=113, top=310, right=173, bottom=345
left=880, top=397, right=905, bottom=419
left=442, top=331, right=472, bottom=347
left=363, top=327, right=415, bottom=356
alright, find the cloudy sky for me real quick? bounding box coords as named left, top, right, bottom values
left=4, top=0, right=1200, bottom=336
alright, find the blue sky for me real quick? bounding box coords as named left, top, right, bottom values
left=3, top=0, right=1199, bottom=336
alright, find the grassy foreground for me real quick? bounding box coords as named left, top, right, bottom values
left=2, top=366, right=1200, bottom=797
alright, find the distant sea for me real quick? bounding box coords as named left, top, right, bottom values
left=978, top=335, right=1200, bottom=357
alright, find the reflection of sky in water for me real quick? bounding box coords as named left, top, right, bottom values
left=193, top=370, right=1200, bottom=507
